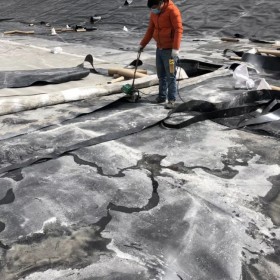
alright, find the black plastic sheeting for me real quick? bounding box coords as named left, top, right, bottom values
left=0, top=0, right=279, bottom=41
left=163, top=90, right=280, bottom=138
left=0, top=55, right=93, bottom=88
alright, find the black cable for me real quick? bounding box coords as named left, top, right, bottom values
left=157, top=56, right=185, bottom=103
left=176, top=57, right=185, bottom=103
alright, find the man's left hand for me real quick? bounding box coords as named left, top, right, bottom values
left=171, top=49, right=179, bottom=58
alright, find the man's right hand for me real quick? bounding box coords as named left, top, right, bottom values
left=138, top=45, right=144, bottom=53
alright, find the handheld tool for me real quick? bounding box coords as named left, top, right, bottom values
left=121, top=50, right=142, bottom=102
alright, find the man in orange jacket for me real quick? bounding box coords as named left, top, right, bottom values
left=139, top=0, right=183, bottom=109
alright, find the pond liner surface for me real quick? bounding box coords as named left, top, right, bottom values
left=0, top=123, right=159, bottom=175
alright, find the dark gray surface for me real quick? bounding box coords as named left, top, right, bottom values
left=0, top=75, right=280, bottom=279
left=0, top=0, right=279, bottom=40
left=0, top=1, right=280, bottom=280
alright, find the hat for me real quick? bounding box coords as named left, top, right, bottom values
left=147, top=0, right=161, bottom=9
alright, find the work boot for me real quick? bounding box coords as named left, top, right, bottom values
left=155, top=96, right=166, bottom=104
left=165, top=100, right=176, bottom=109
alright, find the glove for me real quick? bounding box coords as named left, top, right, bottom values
left=171, top=49, right=179, bottom=58
left=138, top=45, right=144, bottom=53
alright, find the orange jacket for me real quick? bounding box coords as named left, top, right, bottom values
left=140, top=0, right=183, bottom=50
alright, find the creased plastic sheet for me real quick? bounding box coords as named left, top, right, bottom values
left=163, top=89, right=280, bottom=138
left=0, top=0, right=279, bottom=40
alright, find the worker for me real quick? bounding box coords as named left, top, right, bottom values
left=138, top=0, right=183, bottom=109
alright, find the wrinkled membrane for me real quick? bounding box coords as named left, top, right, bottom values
left=0, top=1, right=280, bottom=280
left=0, top=0, right=279, bottom=41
